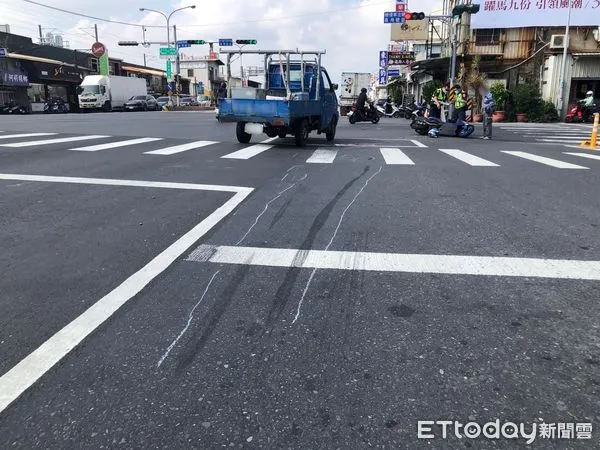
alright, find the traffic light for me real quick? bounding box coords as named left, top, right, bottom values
left=452, top=4, right=480, bottom=17
left=118, top=41, right=139, bottom=46
left=236, top=39, right=257, bottom=45
left=404, top=12, right=426, bottom=20
left=186, top=39, right=206, bottom=45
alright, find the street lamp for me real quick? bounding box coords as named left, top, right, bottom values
left=139, top=5, right=195, bottom=104
left=139, top=5, right=196, bottom=48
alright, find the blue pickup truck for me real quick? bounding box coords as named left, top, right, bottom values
left=218, top=50, right=339, bottom=146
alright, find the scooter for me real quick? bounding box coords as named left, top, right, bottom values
left=565, top=101, right=599, bottom=123
left=411, top=113, right=475, bottom=138
left=375, top=99, right=402, bottom=118
left=348, top=102, right=380, bottom=124
left=43, top=97, right=69, bottom=114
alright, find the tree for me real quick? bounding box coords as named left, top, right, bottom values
left=466, top=55, right=487, bottom=114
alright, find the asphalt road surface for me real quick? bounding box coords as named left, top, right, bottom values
left=1, top=111, right=599, bottom=449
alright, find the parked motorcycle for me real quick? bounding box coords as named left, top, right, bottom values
left=0, top=101, right=28, bottom=115
left=565, top=101, right=599, bottom=123
left=375, top=98, right=402, bottom=118
left=407, top=102, right=427, bottom=119
left=44, top=97, right=69, bottom=114
left=411, top=114, right=475, bottom=138
left=348, top=102, right=380, bottom=124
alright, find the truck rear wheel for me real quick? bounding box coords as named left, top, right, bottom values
left=236, top=122, right=252, bottom=144
left=325, top=117, right=337, bottom=141
left=102, top=101, right=111, bottom=112
left=294, top=120, right=309, bottom=147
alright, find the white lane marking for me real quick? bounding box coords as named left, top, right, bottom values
left=0, top=133, right=57, bottom=140
left=379, top=147, right=414, bottom=165
left=439, top=149, right=499, bottom=167
left=537, top=138, right=589, bottom=142
left=70, top=137, right=162, bottom=152
left=306, top=149, right=338, bottom=164
left=563, top=152, right=600, bottom=161
left=292, top=166, right=382, bottom=323
left=0, top=174, right=253, bottom=414
left=410, top=139, right=428, bottom=148
left=1, top=135, right=109, bottom=147
left=221, top=144, right=274, bottom=159
left=0, top=173, right=247, bottom=193
left=188, top=245, right=600, bottom=281
left=144, top=140, right=219, bottom=155
left=502, top=151, right=588, bottom=169
left=563, top=144, right=600, bottom=150
left=157, top=270, right=221, bottom=368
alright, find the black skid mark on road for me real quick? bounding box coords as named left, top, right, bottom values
left=262, top=166, right=371, bottom=331
left=173, top=264, right=251, bottom=374
left=269, top=197, right=294, bottom=230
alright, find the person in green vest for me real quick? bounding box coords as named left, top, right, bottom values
left=453, top=84, right=467, bottom=123
left=430, top=82, right=449, bottom=120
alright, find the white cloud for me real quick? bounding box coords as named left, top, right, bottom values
left=1, top=0, right=443, bottom=84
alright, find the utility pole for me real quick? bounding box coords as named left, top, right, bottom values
left=38, top=25, right=43, bottom=45
left=556, top=0, right=572, bottom=117
left=94, top=24, right=98, bottom=42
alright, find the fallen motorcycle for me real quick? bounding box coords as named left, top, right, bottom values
left=411, top=115, right=475, bottom=138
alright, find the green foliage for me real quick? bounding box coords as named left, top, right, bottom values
left=387, top=77, right=404, bottom=104
left=466, top=56, right=487, bottom=113
left=541, top=100, right=559, bottom=122
left=490, top=82, right=508, bottom=110
left=422, top=79, right=442, bottom=104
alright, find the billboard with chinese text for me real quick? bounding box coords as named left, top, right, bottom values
left=471, top=0, right=600, bottom=29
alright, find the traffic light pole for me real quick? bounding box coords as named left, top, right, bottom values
left=449, top=19, right=459, bottom=86
left=173, top=25, right=180, bottom=106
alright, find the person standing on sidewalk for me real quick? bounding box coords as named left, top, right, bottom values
left=479, top=85, right=494, bottom=140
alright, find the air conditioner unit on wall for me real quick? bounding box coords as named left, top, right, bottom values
left=550, top=34, right=566, bottom=49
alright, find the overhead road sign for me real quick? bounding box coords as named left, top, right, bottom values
left=219, top=38, right=233, bottom=46
left=177, top=41, right=191, bottom=48
left=384, top=12, right=406, bottom=23
left=160, top=47, right=178, bottom=57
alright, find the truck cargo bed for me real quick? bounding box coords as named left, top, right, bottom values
left=218, top=98, right=322, bottom=125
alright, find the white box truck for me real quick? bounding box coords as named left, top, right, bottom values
left=339, top=72, right=371, bottom=116
left=77, top=75, right=147, bottom=112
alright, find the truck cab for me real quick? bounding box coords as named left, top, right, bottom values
left=78, top=75, right=111, bottom=111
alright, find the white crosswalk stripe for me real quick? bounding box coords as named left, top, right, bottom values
left=221, top=144, right=274, bottom=159
left=1, top=135, right=110, bottom=147
left=502, top=151, right=589, bottom=169
left=306, top=149, right=338, bottom=164
left=144, top=140, right=219, bottom=155
left=0, top=133, right=56, bottom=140
left=497, top=123, right=593, bottom=147
left=439, top=149, right=499, bottom=167
left=379, top=148, right=414, bottom=165
left=563, top=152, right=600, bottom=161
left=70, top=137, right=162, bottom=152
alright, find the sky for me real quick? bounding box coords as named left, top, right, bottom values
left=0, top=0, right=444, bottom=84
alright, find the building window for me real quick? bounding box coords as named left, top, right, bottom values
left=475, top=28, right=503, bottom=45
left=187, top=69, right=194, bottom=77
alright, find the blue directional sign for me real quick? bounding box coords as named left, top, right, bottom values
left=177, top=41, right=191, bottom=48
left=0, top=48, right=7, bottom=57
left=378, top=68, right=388, bottom=85
left=219, top=38, right=233, bottom=47
left=167, top=83, right=173, bottom=91
left=384, top=11, right=406, bottom=23
left=379, top=50, right=388, bottom=68
left=388, top=69, right=400, bottom=77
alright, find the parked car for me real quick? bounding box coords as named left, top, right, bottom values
left=196, top=95, right=211, bottom=107
left=124, top=95, right=159, bottom=111
left=156, top=96, right=171, bottom=109
left=179, top=96, right=198, bottom=106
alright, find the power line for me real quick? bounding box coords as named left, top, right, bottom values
left=178, top=0, right=391, bottom=28
left=21, top=0, right=163, bottom=28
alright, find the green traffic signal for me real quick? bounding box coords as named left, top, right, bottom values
left=186, top=39, right=206, bottom=45
left=236, top=39, right=257, bottom=45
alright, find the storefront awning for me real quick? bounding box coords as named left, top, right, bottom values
left=121, top=65, right=165, bottom=77
left=410, top=57, right=450, bottom=72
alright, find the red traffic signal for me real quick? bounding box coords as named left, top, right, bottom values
left=404, top=12, right=426, bottom=20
